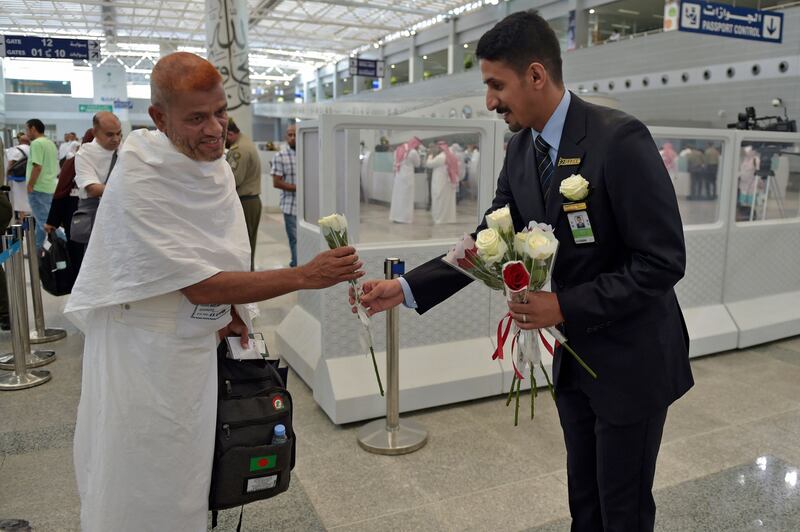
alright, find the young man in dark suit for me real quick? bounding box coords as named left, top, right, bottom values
left=354, top=10, right=693, bottom=532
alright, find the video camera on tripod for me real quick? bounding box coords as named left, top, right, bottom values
left=727, top=104, right=797, bottom=132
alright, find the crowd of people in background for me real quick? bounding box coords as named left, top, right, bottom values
left=659, top=140, right=720, bottom=201
left=388, top=137, right=480, bottom=225
left=2, top=113, right=299, bottom=297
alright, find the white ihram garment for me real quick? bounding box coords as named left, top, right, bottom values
left=389, top=148, right=420, bottom=223
left=427, top=153, right=457, bottom=224
left=65, top=129, right=251, bottom=532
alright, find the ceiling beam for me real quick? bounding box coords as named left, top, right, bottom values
left=309, top=0, right=438, bottom=17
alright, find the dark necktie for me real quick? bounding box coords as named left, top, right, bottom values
left=106, top=150, right=118, bottom=181
left=534, top=135, right=553, bottom=202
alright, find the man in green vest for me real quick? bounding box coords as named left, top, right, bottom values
left=225, top=119, right=262, bottom=270
left=25, top=118, right=59, bottom=250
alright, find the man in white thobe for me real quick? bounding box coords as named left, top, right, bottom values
left=65, top=52, right=363, bottom=532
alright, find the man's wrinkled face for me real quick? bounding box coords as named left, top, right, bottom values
left=286, top=126, right=296, bottom=150
left=481, top=59, right=537, bottom=133
left=95, top=118, right=123, bottom=151
left=154, top=84, right=228, bottom=162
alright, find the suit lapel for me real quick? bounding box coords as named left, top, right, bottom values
left=546, top=94, right=587, bottom=225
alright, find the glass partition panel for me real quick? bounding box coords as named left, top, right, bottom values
left=302, top=129, right=320, bottom=224
left=652, top=136, right=724, bottom=225
left=356, top=127, right=485, bottom=243
left=735, top=139, right=800, bottom=223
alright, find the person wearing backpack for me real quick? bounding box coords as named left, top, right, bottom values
left=5, top=133, right=31, bottom=218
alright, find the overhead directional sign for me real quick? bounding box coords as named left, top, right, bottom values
left=79, top=104, right=113, bottom=113
left=679, top=1, right=783, bottom=43
left=348, top=58, right=385, bottom=78
left=0, top=35, right=101, bottom=60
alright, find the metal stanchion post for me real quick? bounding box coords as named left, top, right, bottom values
left=358, top=258, right=428, bottom=455
left=0, top=225, right=56, bottom=371
left=24, top=215, right=67, bottom=344
left=0, top=228, right=51, bottom=390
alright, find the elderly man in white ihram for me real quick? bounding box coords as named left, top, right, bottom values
left=64, top=52, right=363, bottom=532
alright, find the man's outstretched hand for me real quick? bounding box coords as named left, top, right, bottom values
left=349, top=279, right=404, bottom=316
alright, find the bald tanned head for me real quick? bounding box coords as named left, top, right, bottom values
left=93, top=111, right=123, bottom=151
left=148, top=52, right=228, bottom=162
left=150, top=52, right=223, bottom=108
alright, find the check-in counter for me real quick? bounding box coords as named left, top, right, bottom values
left=275, top=115, right=800, bottom=424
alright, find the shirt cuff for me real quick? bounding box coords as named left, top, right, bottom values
left=397, top=277, right=418, bottom=309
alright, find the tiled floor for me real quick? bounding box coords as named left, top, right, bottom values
left=1, top=212, right=799, bottom=531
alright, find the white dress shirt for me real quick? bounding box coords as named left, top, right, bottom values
left=58, top=140, right=79, bottom=161
left=75, top=140, right=116, bottom=200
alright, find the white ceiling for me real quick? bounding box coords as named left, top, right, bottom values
left=0, top=0, right=484, bottom=74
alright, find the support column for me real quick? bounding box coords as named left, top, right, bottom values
left=409, top=37, right=422, bottom=84
left=205, top=0, right=252, bottom=136
left=570, top=0, right=589, bottom=49
left=315, top=69, right=322, bottom=102
left=303, top=81, right=310, bottom=103
left=332, top=69, right=339, bottom=100
left=447, top=19, right=464, bottom=75
left=0, top=61, right=6, bottom=136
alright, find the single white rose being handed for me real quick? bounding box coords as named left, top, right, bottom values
left=319, top=213, right=348, bottom=237
left=475, top=228, right=508, bottom=265
left=559, top=174, right=590, bottom=202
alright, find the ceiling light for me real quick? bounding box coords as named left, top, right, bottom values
left=373, top=43, right=379, bottom=49
left=284, top=80, right=290, bottom=86
left=589, top=8, right=595, bottom=14
left=618, top=9, right=640, bottom=15
left=391, top=64, right=396, bottom=69
left=463, top=43, right=469, bottom=48
left=422, top=55, right=427, bottom=60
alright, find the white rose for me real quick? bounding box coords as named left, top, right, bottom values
left=559, top=174, right=590, bottom=201
left=486, top=206, right=513, bottom=235
left=318, top=213, right=348, bottom=234
left=525, top=228, right=558, bottom=260
left=513, top=231, right=528, bottom=255
left=475, top=228, right=508, bottom=264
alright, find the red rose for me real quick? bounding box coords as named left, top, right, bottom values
left=502, top=261, right=530, bottom=291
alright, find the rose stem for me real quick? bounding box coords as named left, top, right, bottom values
left=530, top=367, right=537, bottom=420
left=369, top=345, right=384, bottom=396
left=541, top=361, right=556, bottom=401
left=506, top=374, right=516, bottom=406
left=561, top=342, right=598, bottom=379
left=514, top=377, right=521, bottom=426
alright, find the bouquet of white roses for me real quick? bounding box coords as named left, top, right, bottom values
left=319, top=213, right=383, bottom=396
left=442, top=206, right=596, bottom=425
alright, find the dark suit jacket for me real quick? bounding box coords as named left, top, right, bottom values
left=404, top=93, right=693, bottom=424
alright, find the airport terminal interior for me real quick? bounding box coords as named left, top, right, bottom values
left=1, top=0, right=800, bottom=531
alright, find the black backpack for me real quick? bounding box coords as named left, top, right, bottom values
left=8, top=148, right=27, bottom=182
left=209, top=341, right=295, bottom=527
left=38, top=233, right=77, bottom=296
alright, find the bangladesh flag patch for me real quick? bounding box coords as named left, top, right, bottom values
left=272, top=396, right=285, bottom=410
left=249, top=454, right=277, bottom=472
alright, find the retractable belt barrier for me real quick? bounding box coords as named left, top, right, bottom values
left=357, top=257, right=428, bottom=455
left=22, top=216, right=67, bottom=344
left=0, top=225, right=51, bottom=390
